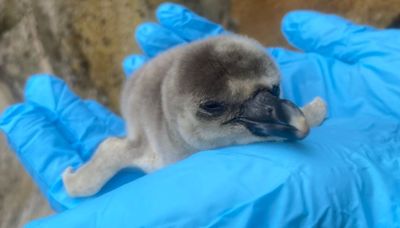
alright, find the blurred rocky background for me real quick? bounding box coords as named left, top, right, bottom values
left=0, top=0, right=399, bottom=227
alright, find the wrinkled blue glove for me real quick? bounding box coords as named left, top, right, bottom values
left=0, top=75, right=144, bottom=211
left=1, top=2, right=400, bottom=227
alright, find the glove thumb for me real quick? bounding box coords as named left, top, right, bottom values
left=281, top=10, right=377, bottom=63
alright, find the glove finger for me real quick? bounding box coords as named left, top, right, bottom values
left=122, top=54, right=148, bottom=77
left=83, top=100, right=126, bottom=137
left=135, top=22, right=187, bottom=58
left=281, top=10, right=377, bottom=63
left=0, top=103, right=84, bottom=211
left=156, top=2, right=226, bottom=42
left=267, top=47, right=327, bottom=105
left=267, top=47, right=309, bottom=66
left=24, top=75, right=125, bottom=161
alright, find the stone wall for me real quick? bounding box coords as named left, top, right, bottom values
left=231, top=0, right=400, bottom=47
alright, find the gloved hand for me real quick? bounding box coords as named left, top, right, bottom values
left=0, top=75, right=141, bottom=211
left=1, top=2, right=399, bottom=227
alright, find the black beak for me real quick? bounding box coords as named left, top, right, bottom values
left=229, top=89, right=309, bottom=140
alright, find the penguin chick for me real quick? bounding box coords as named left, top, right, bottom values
left=63, top=35, right=327, bottom=197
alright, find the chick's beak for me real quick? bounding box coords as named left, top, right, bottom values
left=230, top=90, right=309, bottom=140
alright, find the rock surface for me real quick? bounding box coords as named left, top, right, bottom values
left=231, top=0, right=400, bottom=47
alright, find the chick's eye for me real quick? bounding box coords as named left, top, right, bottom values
left=271, top=85, right=280, bottom=97
left=199, top=101, right=225, bottom=116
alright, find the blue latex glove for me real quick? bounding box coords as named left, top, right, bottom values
left=1, top=2, right=399, bottom=227
left=0, top=75, right=146, bottom=211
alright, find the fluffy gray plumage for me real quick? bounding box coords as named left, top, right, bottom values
left=63, top=35, right=326, bottom=197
